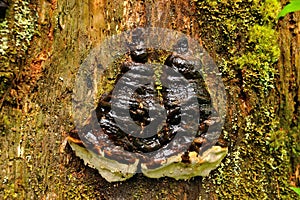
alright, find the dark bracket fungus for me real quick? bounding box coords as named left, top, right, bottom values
left=69, top=28, right=228, bottom=182
left=0, top=0, right=8, bottom=19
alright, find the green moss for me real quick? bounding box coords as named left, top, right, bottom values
left=195, top=0, right=297, bottom=199
left=233, top=24, right=280, bottom=93
left=259, top=0, right=281, bottom=22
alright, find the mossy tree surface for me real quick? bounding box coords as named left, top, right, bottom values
left=0, top=0, right=299, bottom=199
left=196, top=0, right=299, bottom=199
left=277, top=0, right=300, bottom=192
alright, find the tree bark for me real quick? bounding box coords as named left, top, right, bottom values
left=0, top=0, right=299, bottom=199
left=277, top=0, right=300, bottom=188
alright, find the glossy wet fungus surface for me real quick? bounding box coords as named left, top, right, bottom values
left=69, top=28, right=228, bottom=182
left=0, top=1, right=8, bottom=19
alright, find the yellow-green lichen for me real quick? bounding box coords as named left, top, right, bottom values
left=0, top=1, right=38, bottom=58
left=0, top=0, right=38, bottom=104
left=195, top=0, right=297, bottom=199
left=12, top=1, right=38, bottom=55
left=0, top=20, right=9, bottom=56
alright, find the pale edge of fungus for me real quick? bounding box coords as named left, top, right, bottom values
left=69, top=140, right=228, bottom=182
left=68, top=142, right=139, bottom=182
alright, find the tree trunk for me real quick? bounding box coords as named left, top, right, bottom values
left=277, top=0, right=300, bottom=188
left=0, top=0, right=299, bottom=199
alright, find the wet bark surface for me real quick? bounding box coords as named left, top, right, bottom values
left=0, top=0, right=299, bottom=199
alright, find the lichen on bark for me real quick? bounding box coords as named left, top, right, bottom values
left=0, top=0, right=299, bottom=199
left=195, top=0, right=298, bottom=199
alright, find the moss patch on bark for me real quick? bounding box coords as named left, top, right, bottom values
left=195, top=0, right=298, bottom=199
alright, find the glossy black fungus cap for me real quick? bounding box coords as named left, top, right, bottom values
left=0, top=1, right=8, bottom=19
